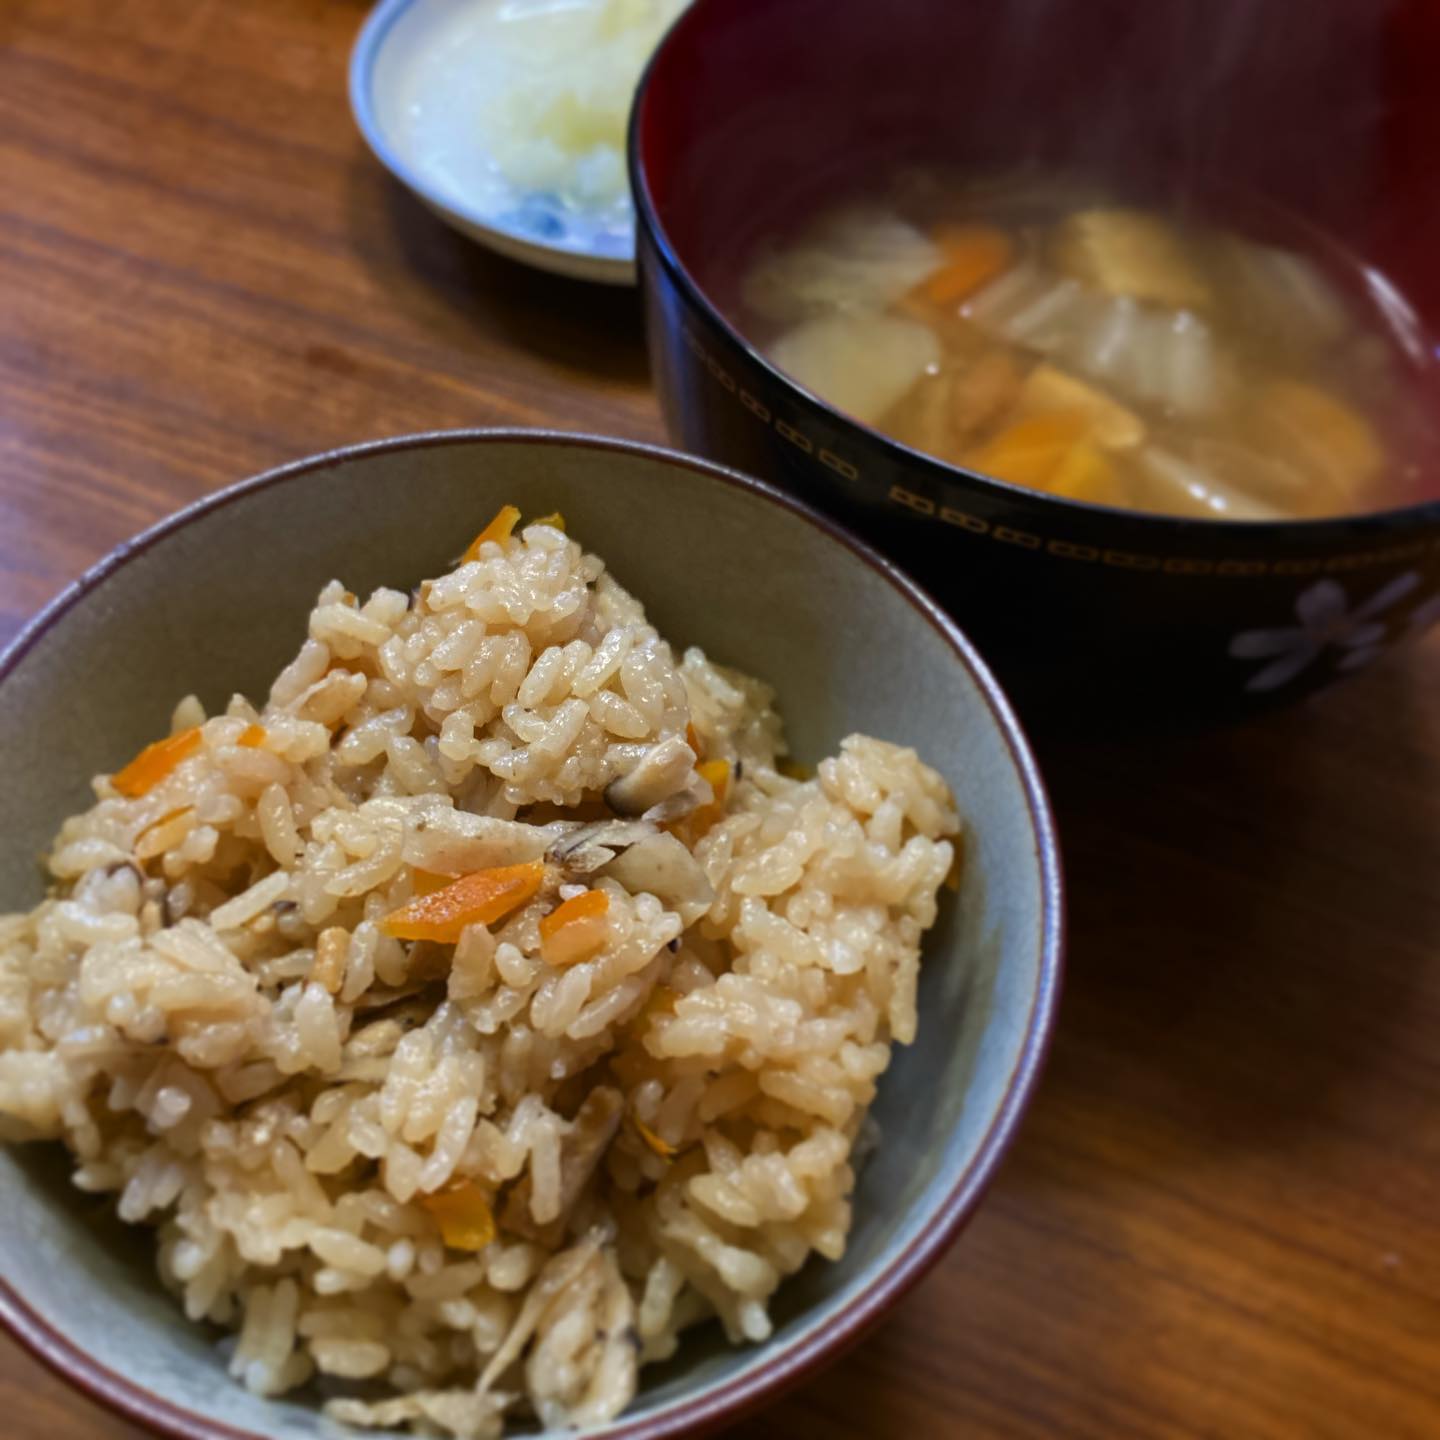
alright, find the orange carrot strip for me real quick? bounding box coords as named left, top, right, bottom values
left=112, top=727, right=203, bottom=798
left=461, top=504, right=522, bottom=562
left=380, top=860, right=545, bottom=943
left=237, top=724, right=267, bottom=748
left=915, top=224, right=1014, bottom=307
left=530, top=511, right=566, bottom=532
left=419, top=1179, right=496, bottom=1252
left=410, top=868, right=454, bottom=897
left=539, top=889, right=610, bottom=967
left=538, top=888, right=609, bottom=939
left=633, top=1115, right=677, bottom=1160
left=697, top=759, right=730, bottom=805
left=681, top=758, right=732, bottom=839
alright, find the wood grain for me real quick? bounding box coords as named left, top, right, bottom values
left=1, top=3, right=1437, bottom=1437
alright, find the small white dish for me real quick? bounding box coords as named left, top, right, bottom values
left=350, top=0, right=638, bottom=285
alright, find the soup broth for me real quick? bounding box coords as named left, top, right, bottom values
left=736, top=173, right=1438, bottom=520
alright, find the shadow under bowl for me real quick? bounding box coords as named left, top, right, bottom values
left=630, top=0, right=1440, bottom=727
left=0, top=431, right=1062, bottom=1440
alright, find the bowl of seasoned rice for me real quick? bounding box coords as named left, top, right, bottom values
left=0, top=432, right=1061, bottom=1439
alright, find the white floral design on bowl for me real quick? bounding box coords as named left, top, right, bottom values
left=1228, top=572, right=1422, bottom=693
left=1407, top=589, right=1440, bottom=635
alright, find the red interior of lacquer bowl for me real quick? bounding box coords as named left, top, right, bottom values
left=637, top=0, right=1440, bottom=425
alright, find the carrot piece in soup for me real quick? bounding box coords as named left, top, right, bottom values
left=380, top=860, right=545, bottom=943
left=963, top=413, right=1090, bottom=489
left=1047, top=442, right=1127, bottom=506
left=914, top=224, right=1015, bottom=307
left=237, top=724, right=267, bottom=748
left=461, top=504, right=522, bottom=562
left=1250, top=379, right=1383, bottom=506
left=539, top=889, right=611, bottom=967
left=112, top=727, right=203, bottom=798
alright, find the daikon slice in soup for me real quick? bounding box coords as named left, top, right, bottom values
left=736, top=172, right=1440, bottom=521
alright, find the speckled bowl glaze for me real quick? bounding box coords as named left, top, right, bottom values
left=0, top=433, right=1062, bottom=1440
left=350, top=0, right=637, bottom=285
left=630, top=0, right=1440, bottom=725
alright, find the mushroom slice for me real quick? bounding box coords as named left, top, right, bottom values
left=598, top=832, right=714, bottom=927
left=547, top=819, right=658, bottom=876
left=641, top=782, right=708, bottom=827
left=603, top=735, right=697, bottom=817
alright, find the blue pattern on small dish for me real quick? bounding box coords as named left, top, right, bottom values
left=494, top=194, right=636, bottom=259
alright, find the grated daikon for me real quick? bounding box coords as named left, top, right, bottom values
left=478, top=0, right=688, bottom=211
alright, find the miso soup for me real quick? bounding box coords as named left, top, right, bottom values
left=736, top=173, right=1438, bottom=520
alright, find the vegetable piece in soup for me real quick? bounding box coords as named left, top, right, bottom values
left=769, top=312, right=941, bottom=425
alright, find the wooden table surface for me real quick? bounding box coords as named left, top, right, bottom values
left=2, top=3, right=1438, bottom=1437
